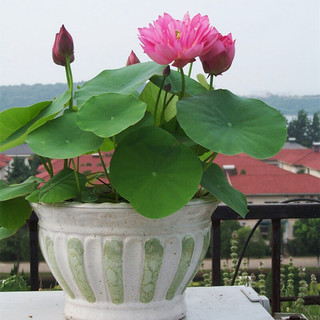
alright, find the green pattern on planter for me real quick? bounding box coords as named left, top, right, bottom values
left=166, top=235, right=195, bottom=300
left=45, top=236, right=75, bottom=299
left=104, top=239, right=124, bottom=304
left=67, top=238, right=96, bottom=303
left=182, top=231, right=211, bottom=293
left=140, top=238, right=164, bottom=303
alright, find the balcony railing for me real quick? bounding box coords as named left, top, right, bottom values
left=211, top=201, right=320, bottom=314
left=28, top=201, right=320, bottom=314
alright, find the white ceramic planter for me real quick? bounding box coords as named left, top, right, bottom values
left=32, top=197, right=219, bottom=320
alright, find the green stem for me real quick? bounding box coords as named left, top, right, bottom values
left=179, top=68, right=186, bottom=100
left=64, top=159, right=68, bottom=169
left=47, top=158, right=54, bottom=177
left=203, top=152, right=218, bottom=172
left=160, top=90, right=169, bottom=124
left=209, top=74, right=214, bottom=91
left=71, top=158, right=81, bottom=195
left=154, top=77, right=166, bottom=125
left=39, top=157, right=53, bottom=177
left=187, top=62, right=193, bottom=77
left=98, top=149, right=118, bottom=202
left=65, top=56, right=73, bottom=109
left=98, top=149, right=110, bottom=181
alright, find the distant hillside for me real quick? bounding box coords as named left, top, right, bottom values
left=0, top=83, right=319, bottom=115
left=250, top=94, right=319, bottom=115
left=0, top=83, right=83, bottom=111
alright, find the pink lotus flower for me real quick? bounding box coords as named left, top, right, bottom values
left=138, top=13, right=219, bottom=68
left=200, top=33, right=235, bottom=76
left=126, top=50, right=140, bottom=66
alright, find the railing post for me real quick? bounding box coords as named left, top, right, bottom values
left=29, top=211, right=39, bottom=291
left=271, top=218, right=281, bottom=314
left=211, top=219, right=221, bottom=286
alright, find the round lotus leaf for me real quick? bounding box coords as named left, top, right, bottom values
left=26, top=111, right=104, bottom=159
left=109, top=126, right=202, bottom=219
left=76, top=93, right=146, bottom=138
left=177, top=89, right=287, bottom=159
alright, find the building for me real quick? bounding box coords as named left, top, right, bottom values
left=0, top=154, right=11, bottom=180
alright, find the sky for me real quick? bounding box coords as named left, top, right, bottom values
left=0, top=0, right=319, bottom=96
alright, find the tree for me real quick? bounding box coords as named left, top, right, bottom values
left=6, top=158, right=31, bottom=184
left=289, top=218, right=320, bottom=257
left=309, top=111, right=320, bottom=143
left=6, top=155, right=42, bottom=184
left=236, top=226, right=269, bottom=258
left=287, top=110, right=311, bottom=147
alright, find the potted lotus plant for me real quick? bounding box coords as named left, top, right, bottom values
left=0, top=13, right=286, bottom=320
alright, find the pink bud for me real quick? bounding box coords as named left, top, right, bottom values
left=200, top=33, right=235, bottom=76
left=126, top=50, right=140, bottom=66
left=52, top=26, right=75, bottom=66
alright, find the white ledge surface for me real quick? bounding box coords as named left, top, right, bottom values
left=0, top=286, right=273, bottom=320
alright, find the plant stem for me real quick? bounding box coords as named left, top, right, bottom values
left=39, top=157, right=53, bottom=177
left=98, top=149, right=110, bottom=181
left=203, top=152, right=218, bottom=172
left=187, top=62, right=193, bottom=77
left=71, top=158, right=81, bottom=195
left=65, top=56, right=73, bottom=109
left=209, top=74, right=214, bottom=90
left=179, top=68, right=186, bottom=99
left=154, top=77, right=165, bottom=125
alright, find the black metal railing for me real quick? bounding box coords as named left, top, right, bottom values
left=28, top=201, right=320, bottom=314
left=211, top=201, right=320, bottom=314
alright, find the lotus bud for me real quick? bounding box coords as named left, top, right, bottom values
left=164, top=83, right=171, bottom=92
left=52, top=26, right=75, bottom=66
left=126, top=50, right=140, bottom=66
left=200, top=33, right=235, bottom=76
left=57, top=25, right=74, bottom=57
left=163, top=65, right=171, bottom=77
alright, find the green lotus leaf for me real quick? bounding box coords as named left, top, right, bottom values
left=140, top=81, right=178, bottom=126
left=0, top=227, right=18, bottom=240
left=77, top=93, right=146, bottom=137
left=109, top=126, right=202, bottom=219
left=151, top=69, right=207, bottom=97
left=201, top=163, right=248, bottom=217
left=26, top=168, right=86, bottom=203
left=26, top=111, right=104, bottom=159
left=75, top=62, right=166, bottom=108
left=177, top=89, right=287, bottom=159
left=0, top=197, right=32, bottom=229
left=0, top=176, right=43, bottom=201
left=0, top=90, right=71, bottom=152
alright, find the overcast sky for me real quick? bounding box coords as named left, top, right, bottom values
left=0, top=0, right=319, bottom=96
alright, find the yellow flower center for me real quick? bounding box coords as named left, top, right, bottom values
left=175, top=30, right=181, bottom=40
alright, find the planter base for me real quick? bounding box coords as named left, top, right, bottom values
left=65, top=295, right=186, bottom=320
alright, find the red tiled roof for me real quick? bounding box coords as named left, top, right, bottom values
left=270, top=149, right=320, bottom=170
left=0, top=154, right=11, bottom=168
left=36, top=152, right=320, bottom=196
left=37, top=152, right=112, bottom=181
left=215, top=154, right=320, bottom=195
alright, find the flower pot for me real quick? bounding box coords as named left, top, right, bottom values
left=31, top=197, right=219, bottom=320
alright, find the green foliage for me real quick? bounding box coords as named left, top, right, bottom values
left=0, top=275, right=29, bottom=292
left=288, top=218, right=320, bottom=257
left=287, top=110, right=320, bottom=147
left=0, top=225, right=30, bottom=261
left=177, top=90, right=287, bottom=158
left=201, top=164, right=248, bottom=217
left=220, top=220, right=241, bottom=258
left=0, top=60, right=288, bottom=228
left=109, top=126, right=202, bottom=218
